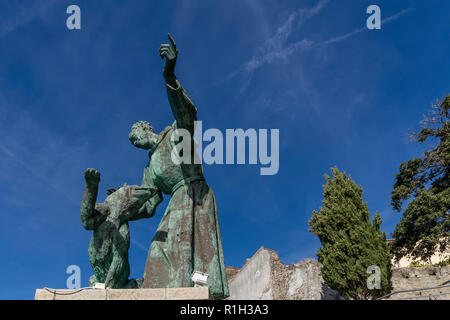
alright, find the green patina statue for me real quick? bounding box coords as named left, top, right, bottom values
left=81, top=168, right=160, bottom=288
left=128, top=34, right=229, bottom=299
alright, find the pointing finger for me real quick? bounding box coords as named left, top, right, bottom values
left=168, top=33, right=176, bottom=50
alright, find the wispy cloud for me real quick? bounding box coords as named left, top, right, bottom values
left=229, top=4, right=413, bottom=93
left=226, top=0, right=328, bottom=92
left=0, top=142, right=80, bottom=206
left=0, top=92, right=90, bottom=208
left=241, top=0, right=328, bottom=75
left=318, top=7, right=413, bottom=46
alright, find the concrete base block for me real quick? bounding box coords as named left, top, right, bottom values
left=35, top=287, right=210, bottom=300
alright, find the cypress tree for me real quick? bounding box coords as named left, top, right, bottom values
left=309, top=168, right=392, bottom=299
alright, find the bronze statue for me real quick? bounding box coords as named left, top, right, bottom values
left=80, top=168, right=159, bottom=288
left=128, top=34, right=229, bottom=299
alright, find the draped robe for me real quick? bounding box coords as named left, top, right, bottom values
left=141, top=80, right=229, bottom=300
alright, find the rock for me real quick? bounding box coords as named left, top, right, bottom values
left=226, top=266, right=240, bottom=282
left=227, top=247, right=342, bottom=300
left=388, top=266, right=450, bottom=300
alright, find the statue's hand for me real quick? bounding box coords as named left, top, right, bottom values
left=84, top=168, right=100, bottom=186
left=159, top=33, right=178, bottom=81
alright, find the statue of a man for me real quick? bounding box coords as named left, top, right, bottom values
left=81, top=168, right=159, bottom=288
left=128, top=34, right=229, bottom=299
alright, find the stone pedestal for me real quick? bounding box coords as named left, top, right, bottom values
left=34, top=287, right=210, bottom=300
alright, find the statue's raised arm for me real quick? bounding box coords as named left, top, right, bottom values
left=159, top=34, right=197, bottom=134
left=128, top=34, right=229, bottom=299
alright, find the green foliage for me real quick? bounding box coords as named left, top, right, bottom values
left=408, top=258, right=450, bottom=268
left=391, top=95, right=449, bottom=262
left=436, top=258, right=450, bottom=267
left=410, top=261, right=430, bottom=268
left=309, top=168, right=392, bottom=300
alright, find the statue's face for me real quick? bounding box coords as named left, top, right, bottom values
left=129, top=121, right=158, bottom=150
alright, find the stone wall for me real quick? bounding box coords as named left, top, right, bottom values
left=227, top=247, right=342, bottom=300
left=389, top=266, right=450, bottom=300
left=227, top=247, right=450, bottom=300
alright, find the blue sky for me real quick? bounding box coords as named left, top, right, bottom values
left=0, top=0, right=448, bottom=299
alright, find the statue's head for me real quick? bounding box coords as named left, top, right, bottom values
left=129, top=121, right=158, bottom=150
